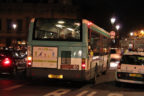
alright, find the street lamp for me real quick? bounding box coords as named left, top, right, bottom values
left=12, top=23, right=17, bottom=30
left=115, top=24, right=120, bottom=31
left=110, top=17, right=116, bottom=24
left=140, top=30, right=144, bottom=36
left=130, top=32, right=134, bottom=36
left=115, top=24, right=120, bottom=48
left=129, top=32, right=135, bottom=50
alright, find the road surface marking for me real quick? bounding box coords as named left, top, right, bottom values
left=108, top=93, right=124, bottom=96
left=87, top=91, right=97, bottom=96
left=76, top=91, right=88, bottom=96
left=76, top=90, right=97, bottom=96
left=3, top=84, right=24, bottom=91
left=43, top=88, right=71, bottom=96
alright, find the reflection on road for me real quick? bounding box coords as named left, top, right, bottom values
left=1, top=70, right=144, bottom=96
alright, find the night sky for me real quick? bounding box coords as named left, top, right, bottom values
left=80, top=0, right=144, bottom=37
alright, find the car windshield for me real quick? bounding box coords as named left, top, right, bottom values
left=121, top=55, right=144, bottom=65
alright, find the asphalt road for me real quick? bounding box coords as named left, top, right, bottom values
left=1, top=70, right=144, bottom=96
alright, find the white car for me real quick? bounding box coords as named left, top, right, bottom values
left=115, top=52, right=144, bottom=86
left=110, top=58, right=120, bottom=70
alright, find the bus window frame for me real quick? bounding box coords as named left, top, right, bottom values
left=32, top=18, right=83, bottom=42
left=88, top=28, right=110, bottom=56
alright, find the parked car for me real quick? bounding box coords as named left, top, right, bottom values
left=109, top=58, right=120, bottom=70
left=13, top=50, right=27, bottom=72
left=0, top=49, right=17, bottom=75
left=109, top=48, right=121, bottom=70
left=115, top=51, right=144, bottom=86
left=0, top=48, right=27, bottom=75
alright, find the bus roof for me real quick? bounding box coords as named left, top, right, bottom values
left=83, top=19, right=110, bottom=38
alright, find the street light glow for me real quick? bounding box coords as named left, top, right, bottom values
left=130, top=32, right=134, bottom=36
left=140, top=30, right=144, bottom=35
left=12, top=24, right=17, bottom=29
left=115, top=24, right=120, bottom=30
left=110, top=17, right=116, bottom=24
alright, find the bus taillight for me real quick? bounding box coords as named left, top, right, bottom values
left=27, top=56, right=32, bottom=67
left=82, top=58, right=86, bottom=70
left=87, top=21, right=93, bottom=26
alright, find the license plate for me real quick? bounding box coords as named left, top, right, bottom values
left=129, top=73, right=142, bottom=77
left=61, top=65, right=79, bottom=70
left=48, top=74, right=63, bottom=79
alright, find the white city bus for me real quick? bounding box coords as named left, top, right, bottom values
left=26, top=18, right=111, bottom=83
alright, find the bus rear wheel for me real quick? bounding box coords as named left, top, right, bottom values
left=91, top=66, right=98, bottom=85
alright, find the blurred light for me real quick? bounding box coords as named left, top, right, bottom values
left=21, top=41, right=26, bottom=45
left=87, top=21, right=93, bottom=26
left=115, top=24, right=120, bottom=30
left=2, top=58, right=12, bottom=66
left=81, top=58, right=86, bottom=70
left=12, top=24, right=17, bottom=29
left=110, top=17, right=116, bottom=24
left=58, top=20, right=65, bottom=24
left=74, top=22, right=80, bottom=26
left=56, top=24, right=64, bottom=28
left=130, top=32, right=134, bottom=36
left=31, top=18, right=35, bottom=23
left=73, top=52, right=76, bottom=56
left=15, top=52, right=19, bottom=57
left=140, top=30, right=144, bottom=35
left=78, top=50, right=82, bottom=56
left=67, top=28, right=74, bottom=31
left=27, top=56, right=32, bottom=61
left=110, top=61, right=119, bottom=68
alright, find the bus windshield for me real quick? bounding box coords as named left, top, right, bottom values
left=33, top=19, right=82, bottom=41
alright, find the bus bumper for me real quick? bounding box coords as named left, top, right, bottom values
left=26, top=68, right=91, bottom=81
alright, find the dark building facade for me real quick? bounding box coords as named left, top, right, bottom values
left=0, top=0, right=80, bottom=47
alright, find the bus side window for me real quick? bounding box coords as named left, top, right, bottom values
left=90, top=31, right=100, bottom=56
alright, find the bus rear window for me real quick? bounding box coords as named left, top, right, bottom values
left=33, top=19, right=82, bottom=41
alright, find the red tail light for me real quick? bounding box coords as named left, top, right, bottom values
left=2, top=58, right=12, bottom=66
left=87, top=21, right=93, bottom=26
left=82, top=58, right=86, bottom=70
left=117, top=62, right=121, bottom=69
left=27, top=56, right=32, bottom=67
